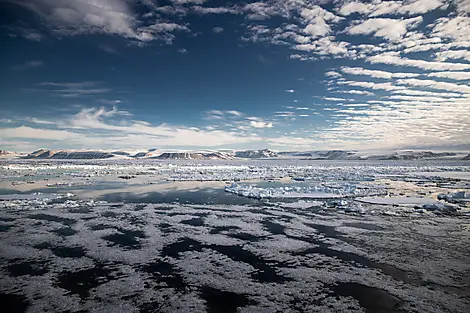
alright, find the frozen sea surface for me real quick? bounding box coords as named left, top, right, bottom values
left=0, top=159, right=469, bottom=312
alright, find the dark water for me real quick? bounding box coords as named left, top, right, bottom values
left=97, top=188, right=264, bottom=205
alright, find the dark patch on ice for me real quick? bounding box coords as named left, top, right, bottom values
left=343, top=222, right=386, bottom=231
left=209, top=225, right=240, bottom=234
left=134, top=204, right=147, bottom=211
left=262, top=219, right=285, bottom=235
left=181, top=218, right=205, bottom=227
left=34, top=242, right=52, bottom=250
left=68, top=207, right=93, bottom=214
left=208, top=245, right=292, bottom=283
left=90, top=223, right=113, bottom=231
left=248, top=208, right=275, bottom=216
left=29, top=214, right=76, bottom=226
left=53, top=227, right=77, bottom=236
left=101, top=211, right=119, bottom=218
left=102, top=228, right=146, bottom=249
left=98, top=189, right=260, bottom=205
left=201, top=286, right=254, bottom=313
left=51, top=246, right=87, bottom=258
left=161, top=238, right=204, bottom=258
left=305, top=223, right=344, bottom=239
left=0, top=223, right=11, bottom=232
left=141, top=260, right=186, bottom=289
left=161, top=238, right=290, bottom=283
left=56, top=264, right=115, bottom=299
left=138, top=301, right=163, bottom=313
left=158, top=223, right=173, bottom=233
left=6, top=260, right=49, bottom=277
left=295, top=241, right=418, bottom=285
left=0, top=216, right=15, bottom=222
left=329, top=282, right=401, bottom=313
left=0, top=292, right=29, bottom=313
left=228, top=232, right=262, bottom=242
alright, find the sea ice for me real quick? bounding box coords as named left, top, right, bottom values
left=356, top=196, right=441, bottom=206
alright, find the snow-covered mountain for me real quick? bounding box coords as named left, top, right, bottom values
left=280, top=150, right=357, bottom=160
left=0, top=150, right=13, bottom=155
left=234, top=149, right=278, bottom=158
left=367, top=151, right=457, bottom=160
left=8, top=148, right=468, bottom=160
left=25, top=149, right=114, bottom=159
left=154, top=152, right=233, bottom=160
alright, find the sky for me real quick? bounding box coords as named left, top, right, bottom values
left=0, top=0, right=469, bottom=152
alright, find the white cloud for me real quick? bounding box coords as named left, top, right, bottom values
left=337, top=80, right=405, bottom=91
left=213, top=27, right=224, bottom=33
left=250, top=121, right=273, bottom=128
left=192, top=6, right=239, bottom=14
left=1, top=107, right=264, bottom=149
left=427, top=72, right=470, bottom=80
left=334, top=89, right=374, bottom=96
left=346, top=17, right=423, bottom=41
left=1, top=126, right=78, bottom=140
left=432, top=16, right=470, bottom=43
left=171, top=0, right=206, bottom=4
left=8, top=0, right=190, bottom=43
left=396, top=78, right=470, bottom=94
left=286, top=89, right=295, bottom=93
left=338, top=0, right=446, bottom=17
left=341, top=67, right=420, bottom=79
left=367, top=53, right=470, bottom=71
left=301, top=6, right=342, bottom=38
left=325, top=71, right=342, bottom=78
left=435, top=50, right=470, bottom=62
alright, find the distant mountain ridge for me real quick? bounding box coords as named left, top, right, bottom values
left=4, top=148, right=468, bottom=160
left=234, top=149, right=278, bottom=158
left=25, top=149, right=114, bottom=159
left=0, top=150, right=13, bottom=155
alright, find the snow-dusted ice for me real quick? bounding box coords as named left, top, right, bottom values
left=0, top=159, right=469, bottom=312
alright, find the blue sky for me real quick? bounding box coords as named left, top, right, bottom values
left=1, top=0, right=469, bottom=152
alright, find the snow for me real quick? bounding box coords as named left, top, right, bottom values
left=0, top=193, right=74, bottom=201
left=225, top=183, right=345, bottom=199
left=279, top=201, right=324, bottom=209
left=357, top=196, right=440, bottom=206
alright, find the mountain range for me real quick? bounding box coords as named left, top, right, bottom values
left=1, top=148, right=469, bottom=161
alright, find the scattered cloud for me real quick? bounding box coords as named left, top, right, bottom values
left=37, top=81, right=111, bottom=97
left=213, top=27, right=224, bottom=33
left=367, top=53, right=470, bottom=71
left=346, top=17, right=423, bottom=41
left=10, top=60, right=44, bottom=70
left=341, top=67, right=420, bottom=79
left=250, top=121, right=273, bottom=128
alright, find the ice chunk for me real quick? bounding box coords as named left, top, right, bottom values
left=0, top=193, right=74, bottom=201
left=279, top=201, right=323, bottom=209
